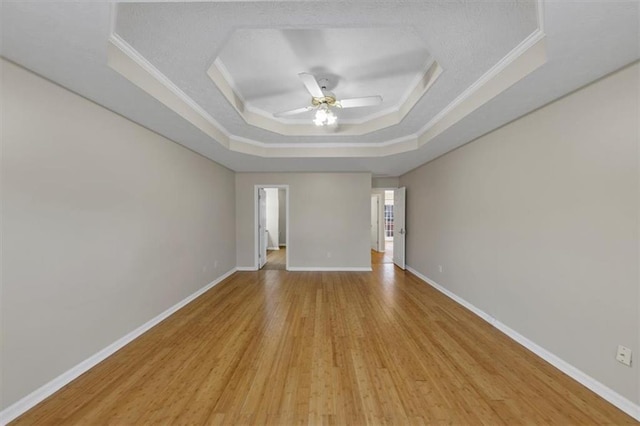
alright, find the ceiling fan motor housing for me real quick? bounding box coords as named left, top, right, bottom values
left=311, top=78, right=337, bottom=107
left=311, top=95, right=337, bottom=107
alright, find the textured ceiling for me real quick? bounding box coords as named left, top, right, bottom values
left=216, top=27, right=432, bottom=123
left=114, top=1, right=537, bottom=142
left=1, top=1, right=638, bottom=176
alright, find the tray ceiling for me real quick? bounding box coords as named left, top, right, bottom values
left=214, top=27, right=434, bottom=124
left=2, top=1, right=638, bottom=175
left=110, top=1, right=543, bottom=156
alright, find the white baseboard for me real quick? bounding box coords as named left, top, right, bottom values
left=287, top=266, right=372, bottom=272
left=267, top=246, right=280, bottom=250
left=405, top=265, right=640, bottom=422
left=236, top=266, right=258, bottom=271
left=279, top=244, right=286, bottom=247
left=0, top=267, right=238, bottom=425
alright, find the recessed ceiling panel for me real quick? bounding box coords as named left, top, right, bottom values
left=216, top=27, right=431, bottom=121
left=114, top=1, right=540, bottom=145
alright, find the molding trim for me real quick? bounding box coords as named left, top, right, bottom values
left=236, top=266, right=259, bottom=271
left=208, top=57, right=442, bottom=135
left=405, top=265, right=640, bottom=422
left=287, top=266, right=372, bottom=272
left=267, top=246, right=280, bottom=250
left=108, top=34, right=231, bottom=147
left=0, top=268, right=238, bottom=425
left=418, top=30, right=546, bottom=146
left=106, top=0, right=547, bottom=159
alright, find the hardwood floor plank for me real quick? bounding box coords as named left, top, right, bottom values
left=10, top=265, right=637, bottom=425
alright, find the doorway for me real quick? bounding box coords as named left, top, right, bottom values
left=383, top=190, right=394, bottom=262
left=392, top=187, right=406, bottom=269
left=255, top=185, right=289, bottom=270
left=371, top=188, right=405, bottom=268
left=371, top=190, right=394, bottom=264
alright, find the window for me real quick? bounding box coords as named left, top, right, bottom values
left=384, top=190, right=394, bottom=238
left=384, top=204, right=394, bottom=237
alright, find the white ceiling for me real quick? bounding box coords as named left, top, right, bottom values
left=114, top=1, right=537, bottom=141
left=1, top=1, right=638, bottom=176
left=216, top=27, right=432, bottom=123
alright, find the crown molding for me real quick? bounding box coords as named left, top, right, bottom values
left=418, top=28, right=546, bottom=145
left=106, top=0, right=546, bottom=159
left=107, top=33, right=231, bottom=148
left=208, top=56, right=442, bottom=134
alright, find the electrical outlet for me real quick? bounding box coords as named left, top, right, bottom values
left=438, top=265, right=443, bottom=273
left=616, top=345, right=632, bottom=366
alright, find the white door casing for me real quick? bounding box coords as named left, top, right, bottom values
left=255, top=185, right=290, bottom=271
left=371, top=195, right=379, bottom=251
left=258, top=187, right=267, bottom=269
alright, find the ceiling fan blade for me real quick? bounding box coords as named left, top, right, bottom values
left=298, top=72, right=325, bottom=98
left=338, top=96, right=383, bottom=109
left=273, top=105, right=315, bottom=118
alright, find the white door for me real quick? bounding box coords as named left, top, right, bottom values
left=371, top=196, right=379, bottom=251
left=258, top=188, right=267, bottom=269
left=393, top=187, right=406, bottom=269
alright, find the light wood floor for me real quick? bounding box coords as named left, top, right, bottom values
left=12, top=265, right=636, bottom=425
left=263, top=247, right=286, bottom=270
left=371, top=242, right=394, bottom=265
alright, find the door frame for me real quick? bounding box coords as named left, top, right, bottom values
left=371, top=193, right=384, bottom=252
left=258, top=188, right=268, bottom=269
left=393, top=187, right=406, bottom=270
left=254, top=184, right=290, bottom=270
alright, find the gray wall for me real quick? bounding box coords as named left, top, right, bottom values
left=1, top=60, right=237, bottom=408
left=372, top=176, right=399, bottom=188
left=236, top=173, right=371, bottom=269
left=400, top=63, right=639, bottom=403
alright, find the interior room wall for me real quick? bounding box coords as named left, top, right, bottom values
left=278, top=188, right=287, bottom=246
left=236, top=173, right=371, bottom=270
left=399, top=63, right=639, bottom=404
left=372, top=176, right=399, bottom=189
left=1, top=59, right=237, bottom=409
left=370, top=189, right=385, bottom=252
left=265, top=188, right=279, bottom=249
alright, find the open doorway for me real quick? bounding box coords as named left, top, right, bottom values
left=371, top=190, right=393, bottom=264
left=255, top=185, right=289, bottom=270
left=381, top=190, right=395, bottom=263
left=371, top=188, right=406, bottom=268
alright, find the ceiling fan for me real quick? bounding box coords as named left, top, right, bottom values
left=273, top=73, right=383, bottom=126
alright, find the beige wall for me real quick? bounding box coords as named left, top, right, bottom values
left=372, top=176, right=399, bottom=189
left=1, top=60, right=237, bottom=408
left=236, top=173, right=371, bottom=269
left=400, top=63, right=639, bottom=402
